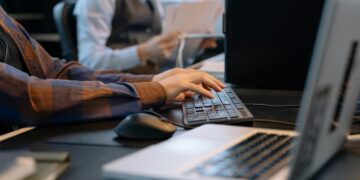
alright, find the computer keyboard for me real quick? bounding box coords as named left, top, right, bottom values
left=182, top=85, right=253, bottom=126
left=188, top=133, right=294, bottom=179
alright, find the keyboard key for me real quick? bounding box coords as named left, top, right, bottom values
left=227, top=110, right=239, bottom=118
left=186, top=114, right=197, bottom=121
left=220, top=99, right=231, bottom=105
left=186, top=108, right=195, bottom=114
left=207, top=113, right=218, bottom=120
left=217, top=111, right=228, bottom=116
left=212, top=100, right=222, bottom=106
left=185, top=101, right=194, bottom=108
left=204, top=107, right=216, bottom=113
left=195, top=107, right=204, bottom=112
left=235, top=103, right=244, bottom=109
left=195, top=100, right=203, bottom=108
left=203, top=101, right=213, bottom=107
left=196, top=114, right=208, bottom=121
left=190, top=133, right=292, bottom=179
left=227, top=92, right=236, bottom=98
left=224, top=105, right=234, bottom=110
left=214, top=105, right=224, bottom=110
left=231, top=98, right=241, bottom=104
left=202, top=97, right=212, bottom=103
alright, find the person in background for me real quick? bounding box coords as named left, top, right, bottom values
left=0, top=6, right=224, bottom=126
left=74, top=0, right=217, bottom=74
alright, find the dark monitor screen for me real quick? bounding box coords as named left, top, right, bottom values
left=225, top=0, right=326, bottom=90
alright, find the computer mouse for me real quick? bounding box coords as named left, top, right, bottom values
left=114, top=112, right=177, bottom=140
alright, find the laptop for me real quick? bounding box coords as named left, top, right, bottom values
left=102, top=0, right=360, bottom=179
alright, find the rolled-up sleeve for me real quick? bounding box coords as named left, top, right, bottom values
left=0, top=63, right=144, bottom=126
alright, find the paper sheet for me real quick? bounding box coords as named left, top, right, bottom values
left=163, top=1, right=224, bottom=34
left=163, top=1, right=224, bottom=65
left=198, top=53, right=224, bottom=73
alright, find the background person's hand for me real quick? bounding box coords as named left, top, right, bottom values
left=199, top=29, right=217, bottom=49
left=137, top=31, right=181, bottom=64
left=199, top=38, right=217, bottom=49
left=158, top=70, right=225, bottom=103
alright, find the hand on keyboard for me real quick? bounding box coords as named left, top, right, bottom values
left=182, top=85, right=254, bottom=126
left=157, top=68, right=224, bottom=104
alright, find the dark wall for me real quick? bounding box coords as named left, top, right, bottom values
left=0, top=0, right=63, bottom=58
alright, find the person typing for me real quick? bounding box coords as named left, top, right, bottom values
left=0, top=6, right=223, bottom=126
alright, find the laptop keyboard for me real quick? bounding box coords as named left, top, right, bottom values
left=182, top=85, right=253, bottom=126
left=188, top=133, right=294, bottom=179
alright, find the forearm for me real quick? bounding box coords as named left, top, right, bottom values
left=49, top=58, right=154, bottom=83
left=0, top=63, right=165, bottom=126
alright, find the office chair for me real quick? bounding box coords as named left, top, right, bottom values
left=53, top=0, right=77, bottom=61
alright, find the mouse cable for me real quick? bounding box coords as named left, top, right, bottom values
left=243, top=103, right=300, bottom=108
left=143, top=110, right=190, bottom=128
left=144, top=111, right=298, bottom=129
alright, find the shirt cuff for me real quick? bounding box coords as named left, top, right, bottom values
left=122, top=74, right=155, bottom=83
left=132, top=82, right=167, bottom=109
left=113, top=46, right=142, bottom=70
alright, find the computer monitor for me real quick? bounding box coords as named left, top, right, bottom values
left=225, top=0, right=326, bottom=90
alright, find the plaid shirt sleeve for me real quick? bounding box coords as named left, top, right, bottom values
left=0, top=6, right=167, bottom=126
left=0, top=62, right=145, bottom=126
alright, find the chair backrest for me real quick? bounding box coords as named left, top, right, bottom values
left=53, top=1, right=77, bottom=61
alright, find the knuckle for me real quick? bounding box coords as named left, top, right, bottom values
left=174, top=68, right=181, bottom=73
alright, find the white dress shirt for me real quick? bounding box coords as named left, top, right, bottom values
left=74, top=0, right=163, bottom=71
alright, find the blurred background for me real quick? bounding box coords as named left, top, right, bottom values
left=0, top=0, right=224, bottom=61
left=0, top=0, right=63, bottom=57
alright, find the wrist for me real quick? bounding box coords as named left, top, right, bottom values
left=137, top=44, right=149, bottom=63
left=132, top=82, right=167, bottom=109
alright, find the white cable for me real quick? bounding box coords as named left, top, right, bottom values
left=176, top=35, right=186, bottom=68
left=175, top=33, right=224, bottom=68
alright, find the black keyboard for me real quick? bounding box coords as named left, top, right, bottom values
left=188, top=133, right=294, bottom=179
left=182, top=86, right=253, bottom=126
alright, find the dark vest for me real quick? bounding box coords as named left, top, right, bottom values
left=106, top=0, right=162, bottom=49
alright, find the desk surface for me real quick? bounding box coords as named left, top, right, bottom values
left=2, top=88, right=360, bottom=180
left=2, top=53, right=360, bottom=179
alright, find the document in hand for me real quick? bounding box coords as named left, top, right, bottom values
left=163, top=1, right=224, bottom=65
left=163, top=1, right=223, bottom=34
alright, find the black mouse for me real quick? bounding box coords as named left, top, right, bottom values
left=114, top=112, right=176, bottom=140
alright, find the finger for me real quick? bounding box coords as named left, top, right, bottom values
left=199, top=74, right=223, bottom=92
left=185, top=70, right=222, bottom=87
left=207, top=75, right=225, bottom=88
left=162, top=31, right=181, bottom=42
left=162, top=49, right=172, bottom=59
left=185, top=82, right=214, bottom=98
left=174, top=93, right=186, bottom=102
left=184, top=91, right=194, bottom=97
left=183, top=69, right=197, bottom=73
left=182, top=72, right=220, bottom=91
left=199, top=71, right=224, bottom=88
left=163, top=41, right=178, bottom=50
left=202, top=83, right=212, bottom=91
left=201, top=39, right=217, bottom=49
